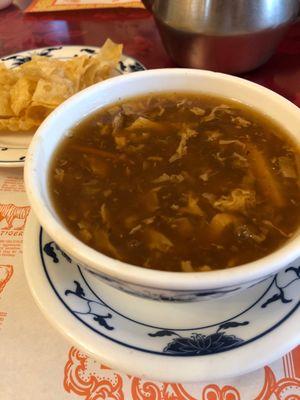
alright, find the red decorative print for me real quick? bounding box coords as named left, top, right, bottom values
left=0, top=311, right=7, bottom=328
left=202, top=384, right=240, bottom=400
left=0, top=264, right=13, bottom=294
left=130, top=378, right=196, bottom=400
left=0, top=204, right=30, bottom=230
left=64, top=347, right=124, bottom=400
left=63, top=347, right=300, bottom=400
left=255, top=366, right=300, bottom=400
left=0, top=265, right=13, bottom=328
left=291, top=346, right=300, bottom=379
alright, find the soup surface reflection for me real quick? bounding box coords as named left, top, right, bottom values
left=49, top=93, right=300, bottom=272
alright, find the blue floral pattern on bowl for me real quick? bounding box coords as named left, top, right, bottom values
left=84, top=267, right=244, bottom=302
left=40, top=227, right=300, bottom=356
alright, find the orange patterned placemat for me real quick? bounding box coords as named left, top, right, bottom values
left=25, top=0, right=144, bottom=13
left=63, top=346, right=300, bottom=399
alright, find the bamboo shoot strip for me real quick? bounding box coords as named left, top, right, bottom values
left=246, top=143, right=285, bottom=207
left=69, top=144, right=131, bottom=164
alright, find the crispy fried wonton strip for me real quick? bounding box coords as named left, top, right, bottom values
left=246, top=143, right=285, bottom=207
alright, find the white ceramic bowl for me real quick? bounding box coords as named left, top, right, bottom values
left=24, top=68, right=300, bottom=302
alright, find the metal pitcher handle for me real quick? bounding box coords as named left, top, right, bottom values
left=141, top=0, right=153, bottom=12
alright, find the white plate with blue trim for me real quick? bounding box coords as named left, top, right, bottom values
left=0, top=45, right=145, bottom=168
left=23, top=214, right=300, bottom=382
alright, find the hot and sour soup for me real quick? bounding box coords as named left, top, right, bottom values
left=49, top=93, right=300, bottom=272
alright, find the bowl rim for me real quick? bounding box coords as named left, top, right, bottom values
left=24, top=68, right=300, bottom=291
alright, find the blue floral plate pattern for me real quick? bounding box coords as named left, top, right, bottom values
left=0, top=46, right=145, bottom=168
left=23, top=214, right=300, bottom=382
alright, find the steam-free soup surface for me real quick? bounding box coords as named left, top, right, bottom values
left=49, top=93, right=300, bottom=272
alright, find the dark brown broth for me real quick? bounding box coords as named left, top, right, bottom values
left=49, top=93, right=300, bottom=272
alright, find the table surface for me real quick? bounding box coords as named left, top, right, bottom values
left=0, top=4, right=300, bottom=399
left=1, top=4, right=300, bottom=108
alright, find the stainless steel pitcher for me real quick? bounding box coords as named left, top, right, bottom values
left=142, top=0, right=300, bottom=73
